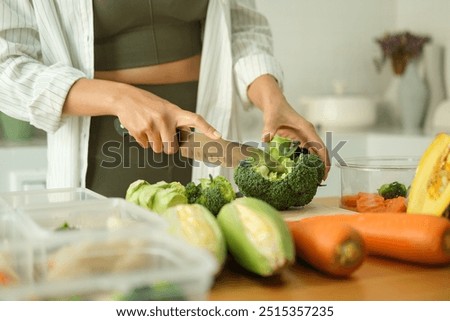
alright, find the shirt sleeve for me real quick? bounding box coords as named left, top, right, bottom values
left=230, top=0, right=284, bottom=109
left=0, top=0, right=86, bottom=133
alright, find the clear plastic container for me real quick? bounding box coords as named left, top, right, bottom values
left=0, top=214, right=32, bottom=242
left=0, top=187, right=106, bottom=210
left=0, top=216, right=34, bottom=286
left=0, top=228, right=217, bottom=300
left=17, top=198, right=167, bottom=236
left=0, top=189, right=217, bottom=300
left=336, top=156, right=419, bottom=212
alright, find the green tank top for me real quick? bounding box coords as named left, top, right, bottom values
left=93, top=0, right=209, bottom=71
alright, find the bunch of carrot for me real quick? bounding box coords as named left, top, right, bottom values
left=286, top=212, right=450, bottom=278
left=340, top=192, right=407, bottom=213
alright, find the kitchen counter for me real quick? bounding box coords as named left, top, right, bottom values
left=208, top=197, right=450, bottom=301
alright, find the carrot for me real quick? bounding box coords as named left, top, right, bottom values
left=341, top=193, right=407, bottom=213
left=287, top=219, right=366, bottom=277
left=340, top=194, right=358, bottom=211
left=356, top=193, right=386, bottom=212
left=384, top=196, right=407, bottom=213
left=292, top=213, right=450, bottom=265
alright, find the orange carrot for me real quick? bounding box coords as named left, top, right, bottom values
left=340, top=195, right=358, bottom=211
left=356, top=193, right=386, bottom=212
left=287, top=219, right=366, bottom=277
left=384, top=196, right=407, bottom=213
left=341, top=193, right=407, bottom=213
left=292, top=213, right=450, bottom=265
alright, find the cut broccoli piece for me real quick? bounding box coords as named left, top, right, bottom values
left=378, top=181, right=407, bottom=199
left=186, top=175, right=236, bottom=216
left=234, top=135, right=325, bottom=210
left=185, top=181, right=201, bottom=204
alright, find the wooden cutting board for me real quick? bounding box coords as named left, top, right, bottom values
left=281, top=202, right=356, bottom=222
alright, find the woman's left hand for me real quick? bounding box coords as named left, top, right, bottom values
left=247, top=75, right=331, bottom=180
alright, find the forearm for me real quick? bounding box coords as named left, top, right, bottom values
left=62, top=78, right=132, bottom=117
left=246, top=74, right=286, bottom=112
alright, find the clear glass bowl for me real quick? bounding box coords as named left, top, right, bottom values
left=336, top=156, right=419, bottom=211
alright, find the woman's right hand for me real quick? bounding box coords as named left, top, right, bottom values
left=63, top=78, right=220, bottom=154
left=114, top=84, right=220, bottom=153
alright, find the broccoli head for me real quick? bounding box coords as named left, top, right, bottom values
left=234, top=136, right=325, bottom=210
left=377, top=181, right=407, bottom=199
left=186, top=175, right=236, bottom=215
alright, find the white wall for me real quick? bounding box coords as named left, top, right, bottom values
left=395, top=0, right=450, bottom=95
left=255, top=0, right=397, bottom=108
left=255, top=0, right=450, bottom=107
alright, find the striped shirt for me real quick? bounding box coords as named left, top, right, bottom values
left=0, top=0, right=283, bottom=188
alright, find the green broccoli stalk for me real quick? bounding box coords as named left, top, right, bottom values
left=378, top=181, right=407, bottom=199
left=186, top=175, right=236, bottom=216
left=234, top=135, right=325, bottom=210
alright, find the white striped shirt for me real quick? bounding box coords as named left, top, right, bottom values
left=0, top=0, right=283, bottom=188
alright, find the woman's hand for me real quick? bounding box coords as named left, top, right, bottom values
left=63, top=78, right=220, bottom=154
left=113, top=85, right=220, bottom=153
left=247, top=75, right=331, bottom=180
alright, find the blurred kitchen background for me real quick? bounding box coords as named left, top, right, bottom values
left=1, top=0, right=449, bottom=196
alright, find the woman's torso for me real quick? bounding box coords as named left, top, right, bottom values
left=93, top=0, right=208, bottom=84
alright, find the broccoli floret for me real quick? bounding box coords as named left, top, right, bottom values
left=234, top=136, right=325, bottom=210
left=187, top=175, right=236, bottom=215
left=185, top=181, right=201, bottom=204
left=378, top=181, right=407, bottom=199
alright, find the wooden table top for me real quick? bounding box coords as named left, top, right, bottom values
left=208, top=198, right=450, bottom=301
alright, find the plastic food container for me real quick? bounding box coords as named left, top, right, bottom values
left=0, top=187, right=106, bottom=210
left=0, top=228, right=217, bottom=300
left=0, top=216, right=35, bottom=286
left=336, top=156, right=419, bottom=212
left=17, top=198, right=167, bottom=236
left=0, top=188, right=218, bottom=300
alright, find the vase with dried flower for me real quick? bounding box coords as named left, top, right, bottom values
left=375, top=31, right=430, bottom=133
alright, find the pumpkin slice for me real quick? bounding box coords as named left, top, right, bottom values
left=407, top=133, right=450, bottom=216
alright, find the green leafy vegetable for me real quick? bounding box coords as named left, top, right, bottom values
left=378, top=181, right=408, bottom=199
left=185, top=175, right=236, bottom=216
left=234, top=135, right=324, bottom=210
left=125, top=180, right=188, bottom=214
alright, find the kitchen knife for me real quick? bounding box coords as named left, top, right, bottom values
left=114, top=119, right=288, bottom=169
left=177, top=129, right=259, bottom=168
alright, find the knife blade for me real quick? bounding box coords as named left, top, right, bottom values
left=177, top=130, right=259, bottom=168
left=113, top=118, right=274, bottom=169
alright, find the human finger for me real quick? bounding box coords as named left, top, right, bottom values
left=301, top=133, right=330, bottom=181
left=160, top=128, right=178, bottom=155
left=148, top=133, right=163, bottom=154
left=129, top=130, right=149, bottom=149
left=177, top=112, right=221, bottom=139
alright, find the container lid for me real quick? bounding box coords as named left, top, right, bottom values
left=336, top=156, right=419, bottom=170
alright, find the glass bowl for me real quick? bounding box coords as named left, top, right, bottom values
left=336, top=156, right=419, bottom=212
